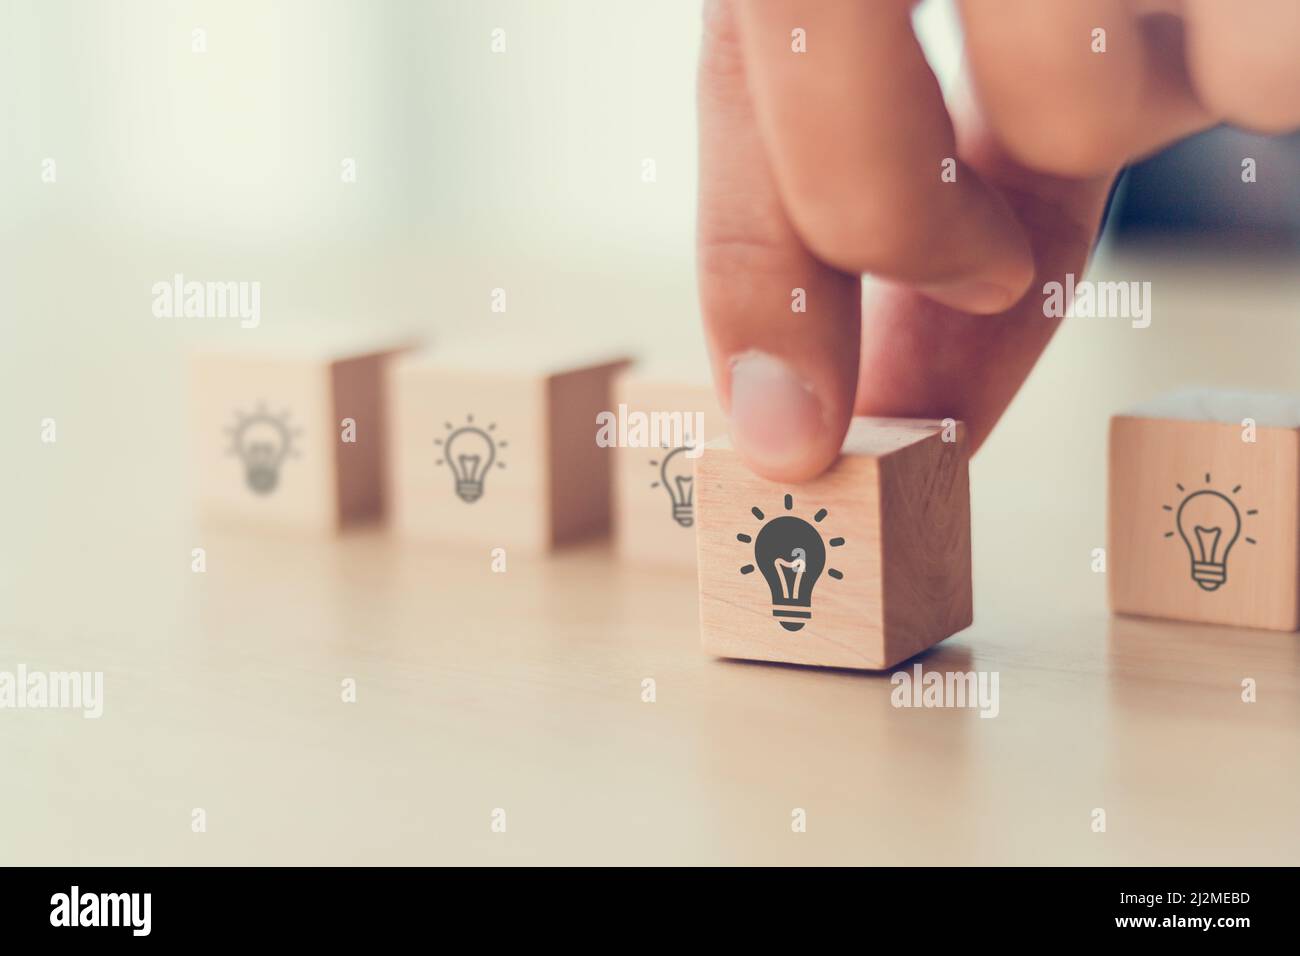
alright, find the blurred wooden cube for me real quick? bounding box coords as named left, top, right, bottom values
left=611, top=366, right=726, bottom=569
left=189, top=331, right=413, bottom=532
left=696, top=417, right=972, bottom=670
left=1109, top=390, right=1300, bottom=631
left=387, top=341, right=630, bottom=552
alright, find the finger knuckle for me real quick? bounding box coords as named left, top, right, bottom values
left=996, top=110, right=1127, bottom=178
left=785, top=188, right=927, bottom=275
left=1195, top=62, right=1300, bottom=132
left=697, top=231, right=796, bottom=315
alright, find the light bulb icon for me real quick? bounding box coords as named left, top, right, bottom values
left=225, top=404, right=300, bottom=495
left=436, top=415, right=507, bottom=503
left=1165, top=475, right=1257, bottom=591
left=737, top=494, right=845, bottom=632
left=650, top=446, right=695, bottom=527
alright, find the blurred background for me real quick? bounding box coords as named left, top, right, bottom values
left=1, top=0, right=703, bottom=334
left=2, top=0, right=1298, bottom=864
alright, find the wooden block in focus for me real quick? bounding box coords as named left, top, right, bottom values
left=387, top=342, right=630, bottom=552
left=189, top=332, right=413, bottom=532
left=1109, top=389, right=1300, bottom=631
left=611, top=368, right=725, bottom=569
left=696, top=417, right=972, bottom=670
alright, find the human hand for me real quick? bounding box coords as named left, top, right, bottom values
left=698, top=0, right=1300, bottom=481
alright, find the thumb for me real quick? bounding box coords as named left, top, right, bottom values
left=697, top=0, right=859, bottom=483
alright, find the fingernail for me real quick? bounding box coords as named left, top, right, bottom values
left=917, top=278, right=1017, bottom=314
left=729, top=351, right=824, bottom=472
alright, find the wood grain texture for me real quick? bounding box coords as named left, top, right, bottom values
left=611, top=373, right=725, bottom=569
left=331, top=351, right=396, bottom=527
left=1109, top=414, right=1300, bottom=631
left=697, top=417, right=972, bottom=669
left=880, top=420, right=974, bottom=665
left=546, top=360, right=630, bottom=545
left=11, top=222, right=1300, bottom=867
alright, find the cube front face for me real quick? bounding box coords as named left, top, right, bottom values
left=612, top=377, right=725, bottom=569
left=696, top=418, right=971, bottom=670
left=191, top=354, right=338, bottom=531
left=1109, top=416, right=1300, bottom=631
left=697, top=450, right=884, bottom=669
left=387, top=361, right=549, bottom=551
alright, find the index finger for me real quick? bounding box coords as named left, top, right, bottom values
left=733, top=0, right=1035, bottom=313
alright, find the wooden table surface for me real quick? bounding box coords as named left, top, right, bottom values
left=2, top=247, right=1299, bottom=865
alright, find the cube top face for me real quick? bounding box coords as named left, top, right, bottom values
left=611, top=373, right=725, bottom=568
left=388, top=359, right=550, bottom=550
left=192, top=326, right=416, bottom=364
left=839, top=417, right=955, bottom=457
left=190, top=352, right=338, bottom=530
left=400, top=340, right=628, bottom=381
left=701, top=417, right=951, bottom=458
left=1126, top=388, right=1300, bottom=429
left=696, top=417, right=971, bottom=670
left=1109, top=414, right=1300, bottom=631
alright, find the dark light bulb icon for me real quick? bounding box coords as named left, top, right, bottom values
left=225, top=404, right=300, bottom=495
left=1164, top=474, right=1258, bottom=591
left=649, top=446, right=694, bottom=527
left=436, top=415, right=507, bottom=503
left=738, top=494, right=845, bottom=632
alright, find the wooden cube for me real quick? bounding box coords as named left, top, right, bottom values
left=189, top=331, right=413, bottom=532
left=1109, top=390, right=1300, bottom=631
left=611, top=367, right=726, bottom=569
left=388, top=342, right=630, bottom=552
left=696, top=417, right=972, bottom=670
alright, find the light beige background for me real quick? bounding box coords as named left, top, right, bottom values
left=2, top=1, right=1298, bottom=864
